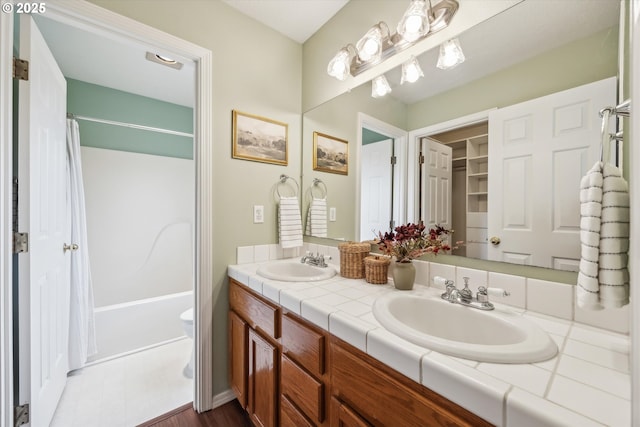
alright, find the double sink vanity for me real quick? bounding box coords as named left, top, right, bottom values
left=228, top=252, right=630, bottom=426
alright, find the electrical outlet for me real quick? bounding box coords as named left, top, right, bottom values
left=253, top=205, right=264, bottom=223
left=329, top=207, right=337, bottom=222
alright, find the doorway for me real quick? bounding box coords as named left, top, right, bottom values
left=356, top=113, right=408, bottom=241
left=0, top=3, right=214, bottom=426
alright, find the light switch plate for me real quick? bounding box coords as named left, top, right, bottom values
left=329, top=207, right=337, bottom=222
left=253, top=205, right=264, bottom=223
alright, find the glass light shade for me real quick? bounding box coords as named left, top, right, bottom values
left=397, top=0, right=430, bottom=43
left=436, top=38, right=465, bottom=70
left=356, top=26, right=383, bottom=62
left=371, top=75, right=392, bottom=98
left=327, top=48, right=352, bottom=80
left=401, top=56, right=424, bottom=84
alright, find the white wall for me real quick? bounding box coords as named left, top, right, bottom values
left=81, top=146, right=195, bottom=307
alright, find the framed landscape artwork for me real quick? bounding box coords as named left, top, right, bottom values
left=232, top=110, right=288, bottom=165
left=313, top=131, right=348, bottom=175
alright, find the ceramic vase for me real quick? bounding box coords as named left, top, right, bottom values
left=392, top=261, right=415, bottom=290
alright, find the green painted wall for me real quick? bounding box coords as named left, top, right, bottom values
left=407, top=26, right=619, bottom=129
left=362, top=128, right=389, bottom=145
left=67, top=79, right=194, bottom=159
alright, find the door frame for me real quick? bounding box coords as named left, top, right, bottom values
left=406, top=109, right=495, bottom=224
left=0, top=1, right=214, bottom=424
left=0, top=9, right=15, bottom=427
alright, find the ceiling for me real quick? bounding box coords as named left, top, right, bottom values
left=220, top=0, right=349, bottom=43
left=33, top=0, right=619, bottom=110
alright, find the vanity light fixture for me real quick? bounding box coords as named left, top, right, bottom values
left=397, top=0, right=430, bottom=43
left=356, top=22, right=391, bottom=63
left=145, top=51, right=183, bottom=70
left=436, top=38, right=465, bottom=70
left=326, top=0, right=458, bottom=79
left=371, top=75, right=392, bottom=98
left=327, top=45, right=357, bottom=81
left=401, top=55, right=424, bottom=84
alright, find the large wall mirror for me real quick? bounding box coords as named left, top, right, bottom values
left=301, top=0, right=621, bottom=272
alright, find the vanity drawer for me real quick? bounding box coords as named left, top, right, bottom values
left=229, top=279, right=280, bottom=339
left=282, top=313, right=325, bottom=376
left=281, top=355, right=324, bottom=424
left=281, top=395, right=314, bottom=427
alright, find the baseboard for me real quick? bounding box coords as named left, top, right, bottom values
left=212, top=389, right=237, bottom=409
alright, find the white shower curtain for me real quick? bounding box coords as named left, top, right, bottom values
left=66, top=118, right=98, bottom=370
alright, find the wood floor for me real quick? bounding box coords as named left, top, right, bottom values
left=138, top=399, right=252, bottom=427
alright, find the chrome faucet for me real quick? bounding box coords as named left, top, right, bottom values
left=300, top=251, right=331, bottom=268
left=440, top=277, right=510, bottom=311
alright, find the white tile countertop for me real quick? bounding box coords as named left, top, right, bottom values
left=228, top=259, right=631, bottom=427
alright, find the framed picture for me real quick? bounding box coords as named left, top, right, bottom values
left=313, top=131, right=348, bottom=175
left=232, top=110, right=288, bottom=165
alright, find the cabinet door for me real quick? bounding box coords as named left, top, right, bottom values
left=248, top=328, right=279, bottom=427
left=229, top=311, right=248, bottom=408
left=330, top=397, right=371, bottom=427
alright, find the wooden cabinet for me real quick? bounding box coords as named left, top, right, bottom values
left=248, top=328, right=278, bottom=427
left=228, top=310, right=248, bottom=408
left=229, top=278, right=492, bottom=427
left=329, top=338, right=492, bottom=427
left=229, top=279, right=281, bottom=427
left=330, top=397, right=372, bottom=427
left=281, top=313, right=328, bottom=426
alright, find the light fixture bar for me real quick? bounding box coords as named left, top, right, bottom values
left=349, top=0, right=458, bottom=77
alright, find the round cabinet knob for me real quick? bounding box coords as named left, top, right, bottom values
left=63, top=243, right=79, bottom=253
left=489, top=236, right=501, bottom=246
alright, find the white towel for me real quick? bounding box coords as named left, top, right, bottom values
left=305, top=197, right=328, bottom=238
left=278, top=196, right=303, bottom=248
left=577, top=161, right=630, bottom=310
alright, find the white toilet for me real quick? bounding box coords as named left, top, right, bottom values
left=180, top=308, right=194, bottom=378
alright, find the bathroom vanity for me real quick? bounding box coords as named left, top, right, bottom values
left=228, top=258, right=630, bottom=427
left=228, top=278, right=490, bottom=427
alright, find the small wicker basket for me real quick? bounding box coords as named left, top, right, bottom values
left=364, top=256, right=390, bottom=284
left=338, top=242, right=371, bottom=279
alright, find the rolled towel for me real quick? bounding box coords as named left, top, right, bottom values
left=576, top=161, right=630, bottom=310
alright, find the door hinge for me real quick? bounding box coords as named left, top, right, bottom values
left=13, top=57, right=29, bottom=81
left=419, top=154, right=425, bottom=165
left=14, top=403, right=29, bottom=427
left=390, top=155, right=397, bottom=165
left=13, top=232, right=28, bottom=254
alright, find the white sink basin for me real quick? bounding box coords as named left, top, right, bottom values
left=256, top=260, right=336, bottom=282
left=373, top=292, right=557, bottom=363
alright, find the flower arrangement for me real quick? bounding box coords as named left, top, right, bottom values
left=377, top=222, right=457, bottom=263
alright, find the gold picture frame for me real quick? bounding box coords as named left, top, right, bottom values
left=312, top=131, right=348, bottom=175
left=232, top=110, right=288, bottom=165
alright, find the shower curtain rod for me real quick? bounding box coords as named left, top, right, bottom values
left=67, top=113, right=194, bottom=138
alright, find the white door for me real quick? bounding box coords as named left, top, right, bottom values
left=360, top=139, right=392, bottom=239
left=421, top=138, right=452, bottom=229
left=17, top=15, right=70, bottom=427
left=488, top=77, right=616, bottom=269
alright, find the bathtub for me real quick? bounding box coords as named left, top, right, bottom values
left=88, top=290, right=193, bottom=363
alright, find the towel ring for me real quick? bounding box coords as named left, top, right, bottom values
left=311, top=178, right=327, bottom=198
left=277, top=174, right=299, bottom=198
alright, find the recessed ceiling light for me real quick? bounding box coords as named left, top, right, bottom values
left=145, top=52, right=183, bottom=70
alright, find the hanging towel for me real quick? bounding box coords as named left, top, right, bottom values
left=305, top=197, right=328, bottom=238
left=577, top=161, right=630, bottom=310
left=278, top=196, right=303, bottom=248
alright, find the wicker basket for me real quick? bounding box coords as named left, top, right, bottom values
left=338, top=242, right=371, bottom=278
left=364, top=256, right=390, bottom=284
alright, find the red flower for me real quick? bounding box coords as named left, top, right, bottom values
left=377, top=222, right=458, bottom=263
